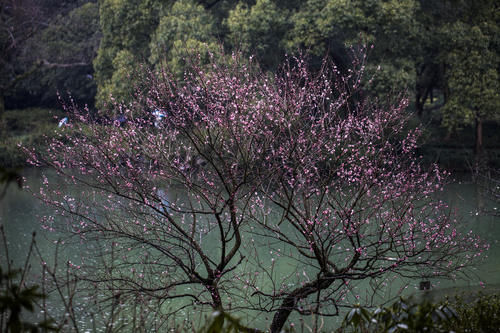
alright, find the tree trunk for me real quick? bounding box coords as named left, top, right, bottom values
left=0, top=93, right=4, bottom=118
left=208, top=283, right=223, bottom=310
left=415, top=90, right=424, bottom=117
left=473, top=115, right=487, bottom=181
left=474, top=116, right=486, bottom=170
left=0, top=93, right=5, bottom=138
left=270, top=273, right=334, bottom=333
left=474, top=116, right=483, bottom=158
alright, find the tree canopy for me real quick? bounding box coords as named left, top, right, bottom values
left=29, top=50, right=486, bottom=331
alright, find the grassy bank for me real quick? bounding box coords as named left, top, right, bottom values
left=0, top=108, right=65, bottom=167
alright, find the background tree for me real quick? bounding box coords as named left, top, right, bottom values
left=413, top=0, right=449, bottom=117
left=92, top=0, right=424, bottom=110
left=435, top=0, right=500, bottom=164
left=149, top=0, right=219, bottom=76
left=16, top=2, right=100, bottom=109
left=0, top=0, right=41, bottom=115
left=93, top=0, right=160, bottom=109
left=226, top=0, right=288, bottom=70
left=285, top=0, right=420, bottom=96
left=29, top=50, right=486, bottom=332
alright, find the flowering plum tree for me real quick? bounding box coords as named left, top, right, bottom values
left=27, top=50, right=486, bottom=332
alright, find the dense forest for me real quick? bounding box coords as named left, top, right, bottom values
left=1, top=0, right=499, bottom=168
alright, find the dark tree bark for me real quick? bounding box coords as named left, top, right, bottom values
left=270, top=273, right=335, bottom=333
left=473, top=114, right=487, bottom=176
left=475, top=115, right=483, bottom=158
left=0, top=93, right=4, bottom=117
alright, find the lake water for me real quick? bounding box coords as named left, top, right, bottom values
left=1, top=168, right=499, bottom=330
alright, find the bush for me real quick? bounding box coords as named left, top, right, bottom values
left=0, top=227, right=57, bottom=332
left=340, top=293, right=500, bottom=333
left=444, top=293, right=500, bottom=333
left=340, top=298, right=457, bottom=333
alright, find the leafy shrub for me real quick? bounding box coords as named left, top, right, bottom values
left=340, top=293, right=500, bottom=333
left=443, top=293, right=500, bottom=333
left=340, top=298, right=457, bottom=333
left=0, top=227, right=57, bottom=332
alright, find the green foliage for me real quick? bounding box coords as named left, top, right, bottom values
left=200, top=311, right=251, bottom=333
left=226, top=0, right=288, bottom=69
left=95, top=49, right=139, bottom=110
left=340, top=293, right=500, bottom=333
left=149, top=0, right=218, bottom=76
left=0, top=267, right=57, bottom=332
left=94, top=0, right=160, bottom=108
left=415, top=0, right=500, bottom=155
left=39, top=2, right=99, bottom=72
left=439, top=17, right=500, bottom=132
left=91, top=0, right=500, bottom=134
left=340, top=298, right=458, bottom=333
left=285, top=0, right=419, bottom=95
left=443, top=293, right=500, bottom=333
left=2, top=1, right=100, bottom=111
left=2, top=0, right=498, bottom=147
left=364, top=59, right=416, bottom=100
left=0, top=223, right=57, bottom=332
left=95, top=0, right=223, bottom=108
left=285, top=0, right=358, bottom=60
left=96, top=0, right=159, bottom=60
left=0, top=174, right=57, bottom=331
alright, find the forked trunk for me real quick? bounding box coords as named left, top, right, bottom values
left=270, top=273, right=335, bottom=333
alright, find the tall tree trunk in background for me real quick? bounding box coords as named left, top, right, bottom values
left=474, top=116, right=486, bottom=211
left=0, top=93, right=4, bottom=117
left=475, top=115, right=484, bottom=158
left=474, top=114, right=486, bottom=178
left=0, top=93, right=5, bottom=141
